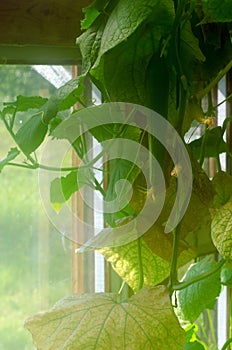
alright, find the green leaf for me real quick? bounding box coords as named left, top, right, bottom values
left=76, top=15, right=108, bottom=74
left=185, top=324, right=197, bottom=343
left=105, top=159, right=140, bottom=226
left=211, top=199, right=232, bottom=260
left=50, top=168, right=92, bottom=211
left=199, top=0, right=232, bottom=23
left=41, top=76, right=85, bottom=124
left=95, top=0, right=173, bottom=60
left=15, top=112, right=48, bottom=155
left=212, top=171, right=232, bottom=207
left=184, top=324, right=206, bottom=349
left=14, top=77, right=83, bottom=155
left=180, top=20, right=206, bottom=82
left=189, top=127, right=228, bottom=159
left=77, top=0, right=174, bottom=107
left=184, top=341, right=205, bottom=350
left=0, top=147, right=20, bottom=172
left=17, top=95, right=48, bottom=110
left=90, top=124, right=141, bottom=143
left=178, top=257, right=221, bottom=323
left=3, top=95, right=48, bottom=112
left=50, top=171, right=78, bottom=204
left=90, top=2, right=174, bottom=106
left=81, top=0, right=110, bottom=30
left=221, top=263, right=232, bottom=287
left=25, top=286, right=186, bottom=350
left=99, top=239, right=171, bottom=291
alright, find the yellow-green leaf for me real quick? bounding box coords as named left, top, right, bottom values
left=211, top=199, right=232, bottom=260
left=25, top=286, right=185, bottom=350
left=99, top=239, right=171, bottom=291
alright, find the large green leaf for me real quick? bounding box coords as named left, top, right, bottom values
left=212, top=171, right=232, bottom=207
left=76, top=13, right=108, bottom=74
left=25, top=286, right=186, bottom=350
left=199, top=0, right=232, bottom=23
left=15, top=112, right=48, bottom=155
left=142, top=171, right=214, bottom=259
left=93, top=0, right=173, bottom=62
left=180, top=20, right=205, bottom=82
left=211, top=199, right=232, bottom=260
left=77, top=0, right=174, bottom=107
left=91, top=2, right=173, bottom=107
left=177, top=257, right=221, bottom=323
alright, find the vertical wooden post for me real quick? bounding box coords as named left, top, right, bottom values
left=226, top=70, right=232, bottom=175
left=226, top=70, right=232, bottom=348
left=71, top=67, right=95, bottom=293
left=71, top=65, right=85, bottom=293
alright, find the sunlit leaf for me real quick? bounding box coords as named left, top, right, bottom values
left=99, top=239, right=171, bottom=291
left=211, top=198, right=232, bottom=260
left=25, top=286, right=186, bottom=350
left=177, top=257, right=221, bottom=323
left=184, top=324, right=207, bottom=348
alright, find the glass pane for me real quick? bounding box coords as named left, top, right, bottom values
left=0, top=65, right=72, bottom=349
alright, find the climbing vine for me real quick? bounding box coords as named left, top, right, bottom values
left=1, top=0, right=232, bottom=349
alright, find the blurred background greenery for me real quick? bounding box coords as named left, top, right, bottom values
left=0, top=65, right=72, bottom=349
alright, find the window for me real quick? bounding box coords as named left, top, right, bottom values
left=0, top=65, right=73, bottom=349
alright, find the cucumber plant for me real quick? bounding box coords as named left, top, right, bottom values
left=1, top=0, right=232, bottom=349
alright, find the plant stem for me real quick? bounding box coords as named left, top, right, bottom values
left=207, top=309, right=217, bottom=345
left=221, top=337, right=232, bottom=350
left=216, top=156, right=222, bottom=172
left=168, top=224, right=181, bottom=294
left=118, top=281, right=126, bottom=295
left=0, top=112, right=36, bottom=166
left=196, top=59, right=232, bottom=100
left=214, top=92, right=232, bottom=109
left=199, top=126, right=207, bottom=167
left=137, top=238, right=144, bottom=290
left=7, top=162, right=36, bottom=169
left=172, top=259, right=225, bottom=291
